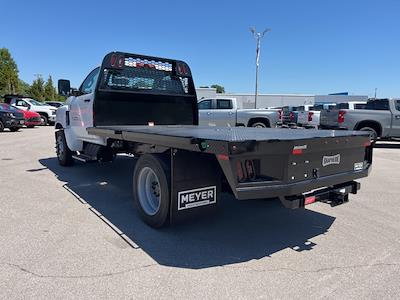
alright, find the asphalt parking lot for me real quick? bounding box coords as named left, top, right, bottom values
left=1, top=126, right=400, bottom=299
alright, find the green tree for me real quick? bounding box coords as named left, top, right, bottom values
left=18, top=79, right=31, bottom=95
left=29, top=76, right=45, bottom=101
left=199, top=86, right=209, bottom=88
left=44, top=75, right=56, bottom=101
left=0, top=48, right=19, bottom=95
left=211, top=84, right=225, bottom=93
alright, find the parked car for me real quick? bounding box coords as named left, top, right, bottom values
left=5, top=96, right=57, bottom=125
left=198, top=98, right=280, bottom=128
left=45, top=101, right=64, bottom=108
left=297, top=103, right=337, bottom=129
left=320, top=98, right=400, bottom=142
left=336, top=101, right=367, bottom=110
left=22, top=109, right=42, bottom=128
left=280, top=106, right=305, bottom=127
left=0, top=103, right=25, bottom=132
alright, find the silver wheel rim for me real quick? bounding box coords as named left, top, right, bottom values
left=137, top=167, right=161, bottom=216
left=56, top=134, right=64, bottom=159
left=253, top=123, right=266, bottom=128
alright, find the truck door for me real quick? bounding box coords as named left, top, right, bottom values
left=391, top=100, right=400, bottom=137
left=198, top=99, right=213, bottom=126
left=70, top=68, right=99, bottom=141
left=212, top=99, right=236, bottom=126
left=13, top=99, right=29, bottom=111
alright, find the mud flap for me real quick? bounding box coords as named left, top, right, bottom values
left=170, top=149, right=221, bottom=224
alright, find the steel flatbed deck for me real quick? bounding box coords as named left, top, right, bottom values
left=88, top=125, right=369, bottom=154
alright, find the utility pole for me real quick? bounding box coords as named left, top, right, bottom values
left=374, top=88, right=377, bottom=99
left=250, top=27, right=271, bottom=108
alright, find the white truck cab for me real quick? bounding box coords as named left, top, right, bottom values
left=56, top=67, right=106, bottom=151
left=10, top=97, right=57, bottom=125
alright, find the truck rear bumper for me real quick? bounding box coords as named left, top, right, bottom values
left=235, top=166, right=370, bottom=200
left=279, top=180, right=360, bottom=209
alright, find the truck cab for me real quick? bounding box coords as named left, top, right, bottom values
left=198, top=98, right=237, bottom=126
left=198, top=97, right=279, bottom=128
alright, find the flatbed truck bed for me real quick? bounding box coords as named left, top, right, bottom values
left=55, top=51, right=374, bottom=227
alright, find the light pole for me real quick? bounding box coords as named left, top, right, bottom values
left=250, top=27, right=271, bottom=108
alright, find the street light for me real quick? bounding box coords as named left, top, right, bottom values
left=250, top=27, right=271, bottom=108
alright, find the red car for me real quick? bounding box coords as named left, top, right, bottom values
left=22, top=109, right=42, bottom=128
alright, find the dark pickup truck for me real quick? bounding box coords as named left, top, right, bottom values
left=54, top=51, right=373, bottom=228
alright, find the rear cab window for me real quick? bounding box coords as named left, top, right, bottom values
left=337, top=103, right=349, bottom=109
left=365, top=99, right=389, bottom=110
left=216, top=99, right=233, bottom=109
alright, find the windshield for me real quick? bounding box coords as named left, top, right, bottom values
left=27, top=99, right=45, bottom=106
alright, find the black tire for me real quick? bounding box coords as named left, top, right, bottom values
left=133, top=154, right=170, bottom=228
left=55, top=130, right=74, bottom=166
left=40, top=114, right=48, bottom=126
left=251, top=121, right=268, bottom=128
left=359, top=126, right=378, bottom=144
left=0, top=121, right=4, bottom=132
left=9, top=127, right=20, bottom=132
left=27, top=125, right=35, bottom=128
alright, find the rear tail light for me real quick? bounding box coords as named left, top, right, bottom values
left=290, top=112, right=295, bottom=122
left=308, top=111, right=314, bottom=122
left=338, top=110, right=346, bottom=123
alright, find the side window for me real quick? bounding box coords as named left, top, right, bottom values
left=16, top=100, right=28, bottom=107
left=366, top=100, right=389, bottom=110
left=354, top=103, right=366, bottom=109
left=80, top=68, right=100, bottom=94
left=395, top=100, right=400, bottom=111
left=198, top=100, right=212, bottom=110
left=337, top=103, right=349, bottom=109
left=216, top=99, right=232, bottom=109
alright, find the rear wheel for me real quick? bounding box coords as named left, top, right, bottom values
left=27, top=125, right=35, bottom=128
left=251, top=121, right=268, bottom=128
left=359, top=126, right=378, bottom=143
left=9, top=127, right=19, bottom=132
left=0, top=121, right=4, bottom=132
left=133, top=154, right=170, bottom=228
left=56, top=130, right=74, bottom=166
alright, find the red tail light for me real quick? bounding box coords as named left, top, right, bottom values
left=308, top=111, right=314, bottom=122
left=305, top=196, right=316, bottom=205
left=338, top=110, right=346, bottom=123
left=290, top=112, right=295, bottom=122
left=110, top=54, right=117, bottom=67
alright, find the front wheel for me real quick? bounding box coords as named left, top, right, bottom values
left=9, top=127, right=20, bottom=132
left=40, top=115, right=48, bottom=125
left=132, top=154, right=171, bottom=228
left=0, top=121, right=4, bottom=132
left=56, top=130, right=75, bottom=166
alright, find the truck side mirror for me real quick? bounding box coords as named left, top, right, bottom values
left=27, top=104, right=31, bottom=110
left=58, top=79, right=71, bottom=96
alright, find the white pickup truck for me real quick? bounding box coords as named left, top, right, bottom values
left=6, top=97, right=57, bottom=125
left=198, top=98, right=280, bottom=128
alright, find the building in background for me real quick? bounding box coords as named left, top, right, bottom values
left=196, top=88, right=368, bottom=108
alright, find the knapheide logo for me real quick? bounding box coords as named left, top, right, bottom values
left=178, top=186, right=216, bottom=210
left=322, top=154, right=341, bottom=167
